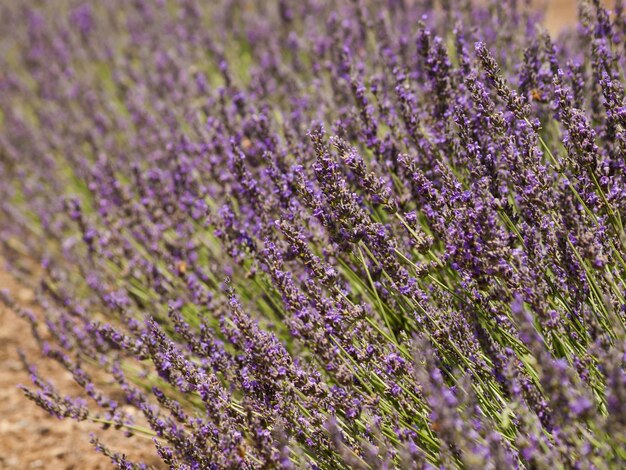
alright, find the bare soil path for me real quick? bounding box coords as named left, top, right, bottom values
left=0, top=265, right=163, bottom=469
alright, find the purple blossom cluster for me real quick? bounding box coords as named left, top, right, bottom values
left=1, top=0, right=626, bottom=468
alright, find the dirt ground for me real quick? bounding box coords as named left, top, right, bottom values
left=543, top=0, right=579, bottom=33
left=541, top=0, right=616, bottom=33
left=0, top=265, right=165, bottom=469
left=0, top=1, right=610, bottom=469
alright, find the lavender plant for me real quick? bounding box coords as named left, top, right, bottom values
left=1, top=0, right=626, bottom=468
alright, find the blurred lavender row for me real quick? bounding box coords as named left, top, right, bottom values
left=1, top=0, right=626, bottom=468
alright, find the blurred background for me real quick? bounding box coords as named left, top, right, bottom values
left=543, top=0, right=579, bottom=32
left=540, top=0, right=615, bottom=33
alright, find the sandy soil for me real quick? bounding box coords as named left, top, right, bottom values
left=0, top=265, right=164, bottom=469
left=540, top=0, right=616, bottom=33
left=542, top=0, right=579, bottom=33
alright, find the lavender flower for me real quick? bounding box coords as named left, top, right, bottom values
left=1, top=0, right=626, bottom=468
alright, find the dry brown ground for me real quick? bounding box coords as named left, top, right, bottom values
left=539, top=0, right=616, bottom=33
left=542, top=0, right=579, bottom=33
left=0, top=265, right=165, bottom=469
left=0, top=1, right=613, bottom=469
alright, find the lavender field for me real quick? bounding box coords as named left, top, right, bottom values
left=1, top=0, right=625, bottom=468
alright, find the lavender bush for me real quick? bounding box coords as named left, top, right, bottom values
left=1, top=0, right=626, bottom=468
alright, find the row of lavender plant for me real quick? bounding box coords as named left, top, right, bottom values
left=1, top=0, right=625, bottom=468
